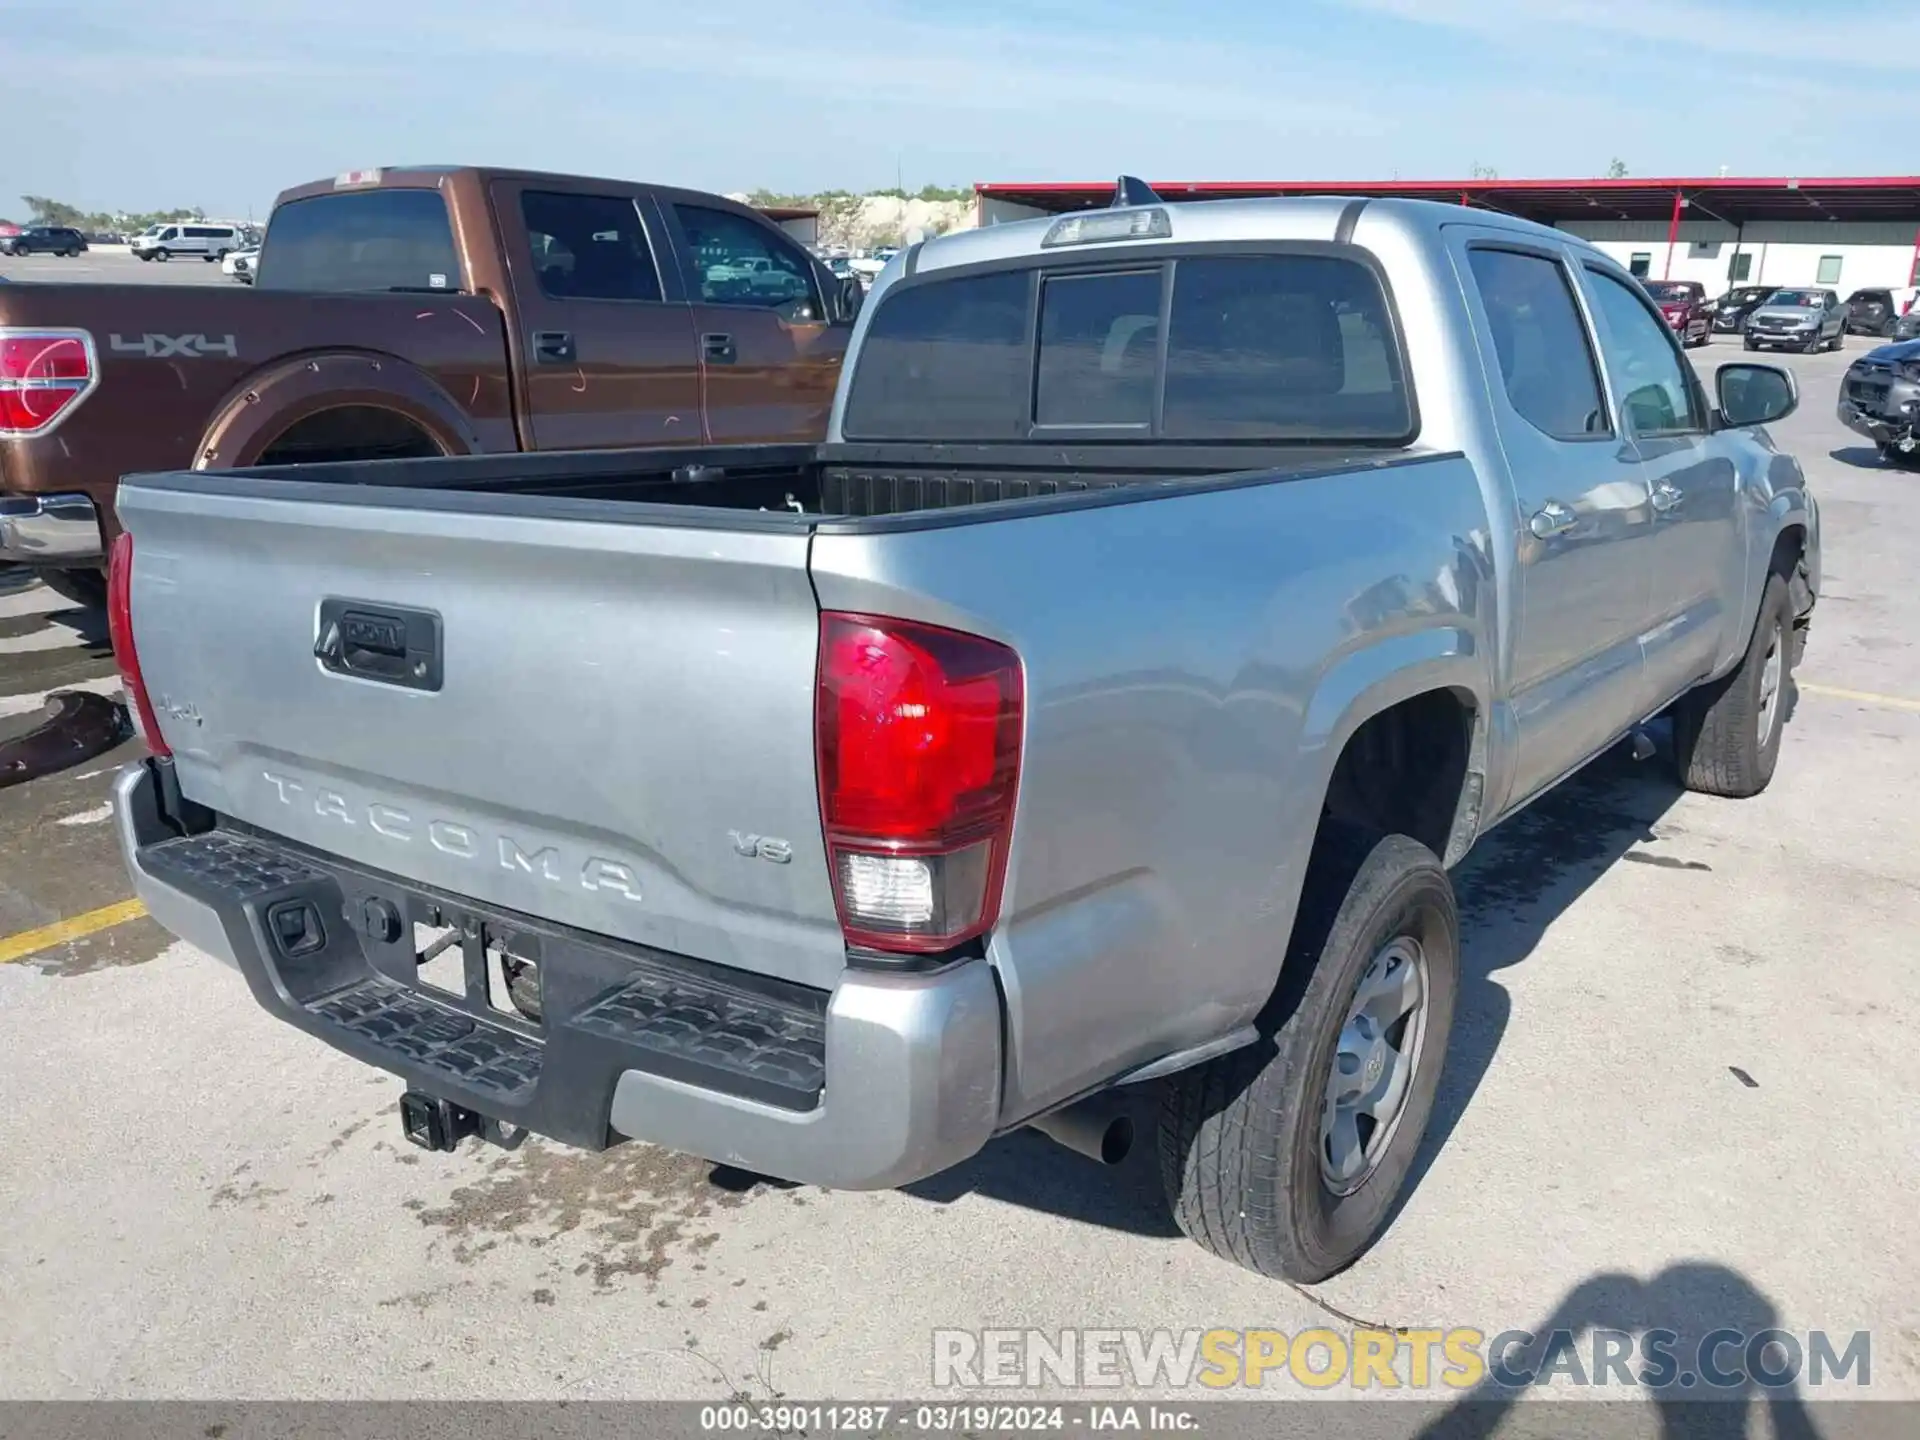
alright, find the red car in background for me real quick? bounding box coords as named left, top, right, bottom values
left=1640, top=278, right=1712, bottom=347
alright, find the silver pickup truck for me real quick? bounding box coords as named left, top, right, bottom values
left=111, top=185, right=1819, bottom=1282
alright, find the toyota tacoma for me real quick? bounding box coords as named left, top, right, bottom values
left=112, top=184, right=1818, bottom=1281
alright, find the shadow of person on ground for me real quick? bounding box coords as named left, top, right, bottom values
left=1417, top=1261, right=1833, bottom=1440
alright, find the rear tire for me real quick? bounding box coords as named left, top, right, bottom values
left=30, top=566, right=106, bottom=611
left=1159, top=822, right=1458, bottom=1282
left=1671, top=572, right=1793, bottom=798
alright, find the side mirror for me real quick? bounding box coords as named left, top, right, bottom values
left=834, top=274, right=864, bottom=324
left=1716, top=362, right=1798, bottom=428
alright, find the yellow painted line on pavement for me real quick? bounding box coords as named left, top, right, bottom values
left=0, top=897, right=147, bottom=965
left=1798, top=681, right=1920, bottom=714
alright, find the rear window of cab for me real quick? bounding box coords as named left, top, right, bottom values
left=841, top=251, right=1414, bottom=444
left=255, top=189, right=462, bottom=294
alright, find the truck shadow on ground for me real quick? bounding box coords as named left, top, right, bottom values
left=905, top=732, right=1699, bottom=1242
left=1397, top=732, right=1690, bottom=1212
left=1828, top=444, right=1912, bottom=472
left=1413, top=1261, right=1830, bottom=1440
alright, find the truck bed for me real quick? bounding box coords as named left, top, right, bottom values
left=195, top=440, right=1431, bottom=528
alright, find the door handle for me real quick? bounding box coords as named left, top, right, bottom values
left=532, top=330, right=575, bottom=364
left=1650, top=480, right=1685, bottom=513
left=1528, top=501, right=1577, bottom=539
left=702, top=332, right=737, bottom=364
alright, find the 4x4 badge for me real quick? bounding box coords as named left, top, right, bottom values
left=109, top=333, right=238, bottom=359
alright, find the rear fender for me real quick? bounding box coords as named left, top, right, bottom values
left=194, top=350, right=485, bottom=471
left=1298, top=627, right=1491, bottom=865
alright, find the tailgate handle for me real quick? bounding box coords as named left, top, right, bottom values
left=315, top=600, right=443, bottom=692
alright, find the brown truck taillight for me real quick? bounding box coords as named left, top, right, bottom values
left=107, top=532, right=171, bottom=759
left=0, top=328, right=98, bottom=437
left=815, top=612, right=1023, bottom=957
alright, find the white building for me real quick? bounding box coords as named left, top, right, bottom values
left=1559, top=218, right=1917, bottom=294
left=975, top=176, right=1920, bottom=297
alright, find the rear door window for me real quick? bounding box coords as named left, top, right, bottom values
left=520, top=191, right=663, bottom=302
left=1465, top=248, right=1609, bottom=441
left=842, top=250, right=1412, bottom=443
left=256, top=188, right=462, bottom=293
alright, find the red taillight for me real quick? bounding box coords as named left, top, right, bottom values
left=816, top=612, right=1022, bottom=955
left=107, top=532, right=171, bottom=759
left=0, top=329, right=98, bottom=437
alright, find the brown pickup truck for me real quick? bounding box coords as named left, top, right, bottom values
left=0, top=166, right=857, bottom=606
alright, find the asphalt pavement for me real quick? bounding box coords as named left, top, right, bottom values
left=0, top=332, right=1916, bottom=1417
left=0, top=248, right=237, bottom=285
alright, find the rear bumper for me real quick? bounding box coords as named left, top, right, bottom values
left=0, top=492, right=102, bottom=563
left=113, top=761, right=1003, bottom=1189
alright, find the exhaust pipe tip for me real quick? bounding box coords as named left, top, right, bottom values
left=1028, top=1103, right=1135, bottom=1166
left=1095, top=1114, right=1135, bottom=1165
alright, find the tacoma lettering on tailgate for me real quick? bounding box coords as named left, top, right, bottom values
left=260, top=770, right=643, bottom=901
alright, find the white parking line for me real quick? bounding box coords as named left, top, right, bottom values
left=0, top=675, right=124, bottom=718
left=0, top=584, right=66, bottom=621
left=0, top=622, right=94, bottom=655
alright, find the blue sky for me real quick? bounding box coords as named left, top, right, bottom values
left=4, top=0, right=1914, bottom=219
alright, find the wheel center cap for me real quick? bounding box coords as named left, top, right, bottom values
left=1363, top=1048, right=1385, bottom=1086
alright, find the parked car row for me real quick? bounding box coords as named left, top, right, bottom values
left=1705, top=283, right=1917, bottom=339
left=1634, top=278, right=1919, bottom=350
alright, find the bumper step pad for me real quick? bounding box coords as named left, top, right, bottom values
left=136, top=827, right=831, bottom=1137
left=315, top=978, right=544, bottom=1101
left=576, top=976, right=824, bottom=1103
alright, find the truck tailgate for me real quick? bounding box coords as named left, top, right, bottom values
left=116, top=477, right=845, bottom=991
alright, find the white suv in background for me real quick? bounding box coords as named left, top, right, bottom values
left=133, top=223, right=246, bottom=263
